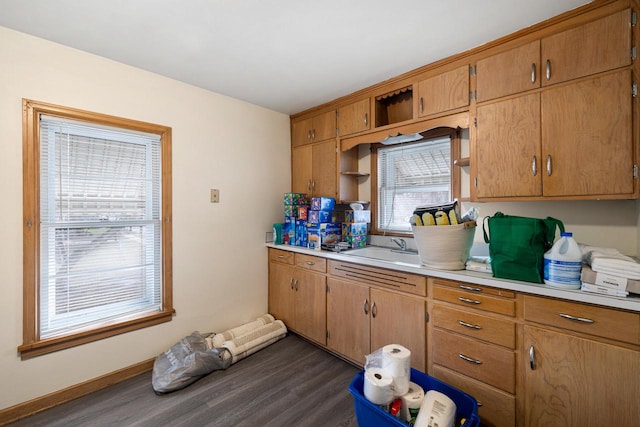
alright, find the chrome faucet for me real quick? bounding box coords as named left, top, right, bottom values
left=390, top=237, right=406, bottom=251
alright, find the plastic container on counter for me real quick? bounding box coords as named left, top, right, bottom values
left=543, top=231, right=582, bottom=289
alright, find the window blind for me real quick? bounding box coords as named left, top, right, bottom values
left=39, top=115, right=162, bottom=338
left=377, top=136, right=451, bottom=232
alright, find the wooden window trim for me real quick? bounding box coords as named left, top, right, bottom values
left=19, top=99, right=174, bottom=360
left=370, top=127, right=461, bottom=236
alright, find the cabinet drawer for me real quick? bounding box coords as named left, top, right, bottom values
left=269, top=248, right=294, bottom=265
left=432, top=365, right=515, bottom=427
left=295, top=253, right=327, bottom=273
left=432, top=329, right=515, bottom=393
left=432, top=304, right=516, bottom=349
left=524, top=295, right=640, bottom=344
left=329, top=260, right=426, bottom=296
left=432, top=284, right=515, bottom=317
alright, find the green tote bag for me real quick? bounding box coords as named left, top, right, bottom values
left=483, top=212, right=565, bottom=283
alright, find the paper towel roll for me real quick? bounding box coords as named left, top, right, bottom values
left=363, top=368, right=395, bottom=405
left=414, top=390, right=457, bottom=427
left=207, top=314, right=275, bottom=348
left=381, top=344, right=411, bottom=395
left=400, top=381, right=425, bottom=423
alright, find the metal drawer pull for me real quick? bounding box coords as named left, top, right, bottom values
left=458, top=353, right=482, bottom=364
left=531, top=63, right=536, bottom=83
left=305, top=261, right=315, bottom=266
left=459, top=284, right=482, bottom=292
left=363, top=299, right=369, bottom=315
left=458, top=320, right=482, bottom=330
left=532, top=155, right=537, bottom=176
left=277, top=255, right=285, bottom=259
left=559, top=313, right=595, bottom=323
left=476, top=400, right=483, bottom=408
left=546, top=154, right=552, bottom=176
left=529, top=345, right=536, bottom=370
left=545, top=59, right=551, bottom=80
left=458, top=297, right=481, bottom=304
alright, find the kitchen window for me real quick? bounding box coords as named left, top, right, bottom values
left=374, top=129, right=459, bottom=234
left=20, top=100, right=174, bottom=359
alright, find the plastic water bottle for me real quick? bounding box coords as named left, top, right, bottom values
left=543, top=232, right=582, bottom=289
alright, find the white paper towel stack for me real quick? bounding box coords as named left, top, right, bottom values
left=400, top=381, right=426, bottom=424
left=363, top=344, right=413, bottom=408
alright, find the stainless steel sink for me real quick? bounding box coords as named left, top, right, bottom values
left=342, top=246, right=422, bottom=265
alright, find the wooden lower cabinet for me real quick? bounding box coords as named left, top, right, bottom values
left=523, top=326, right=640, bottom=426
left=268, top=249, right=327, bottom=345
left=326, top=277, right=426, bottom=371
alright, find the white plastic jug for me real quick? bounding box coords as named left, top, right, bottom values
left=543, top=231, right=582, bottom=289
left=414, top=390, right=457, bottom=427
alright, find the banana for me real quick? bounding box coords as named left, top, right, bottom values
left=435, top=211, right=450, bottom=226
left=422, top=212, right=435, bottom=226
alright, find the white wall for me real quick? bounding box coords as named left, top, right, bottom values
left=0, top=27, right=291, bottom=410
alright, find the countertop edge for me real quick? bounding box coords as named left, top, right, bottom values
left=266, top=243, right=640, bottom=313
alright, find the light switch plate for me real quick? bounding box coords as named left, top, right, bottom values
left=210, top=188, right=220, bottom=203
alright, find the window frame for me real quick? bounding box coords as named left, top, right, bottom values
left=370, top=127, right=461, bottom=236
left=20, top=99, right=174, bottom=359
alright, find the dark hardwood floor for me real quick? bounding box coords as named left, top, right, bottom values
left=9, top=334, right=361, bottom=427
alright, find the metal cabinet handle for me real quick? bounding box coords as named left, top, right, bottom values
left=546, top=155, right=552, bottom=176
left=294, top=279, right=299, bottom=291
left=458, top=320, right=482, bottom=330
left=277, top=255, right=285, bottom=259
left=311, top=129, right=316, bottom=140
left=532, top=155, right=537, bottom=176
left=531, top=63, right=536, bottom=83
left=307, top=180, right=311, bottom=191
left=305, top=261, right=315, bottom=266
left=458, top=296, right=481, bottom=305
left=529, top=345, right=536, bottom=370
left=312, top=180, right=316, bottom=190
left=371, top=302, right=377, bottom=318
left=307, top=130, right=312, bottom=141
left=459, top=284, right=482, bottom=292
left=363, top=299, right=369, bottom=315
left=419, top=97, right=424, bottom=114
left=364, top=113, right=368, bottom=127
left=545, top=59, right=551, bottom=80
left=458, top=353, right=482, bottom=364
left=559, top=313, right=595, bottom=323
left=289, top=278, right=294, bottom=290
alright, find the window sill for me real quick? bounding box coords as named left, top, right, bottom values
left=18, top=309, right=175, bottom=360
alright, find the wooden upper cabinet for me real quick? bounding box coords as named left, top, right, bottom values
left=337, top=98, right=370, bottom=137
left=291, top=145, right=312, bottom=194
left=541, top=69, right=633, bottom=197
left=541, top=8, right=631, bottom=86
left=291, top=110, right=336, bottom=147
left=476, top=92, right=542, bottom=198
left=476, top=41, right=541, bottom=103
left=311, top=139, right=338, bottom=198
left=417, top=65, right=469, bottom=117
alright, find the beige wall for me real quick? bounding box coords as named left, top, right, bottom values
left=0, top=27, right=291, bottom=410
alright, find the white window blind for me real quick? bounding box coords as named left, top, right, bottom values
left=39, top=115, right=162, bottom=338
left=377, top=136, right=451, bottom=232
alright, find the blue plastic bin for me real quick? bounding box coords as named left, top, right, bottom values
left=349, top=368, right=480, bottom=427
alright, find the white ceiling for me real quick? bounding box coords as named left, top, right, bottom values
left=0, top=0, right=590, bottom=115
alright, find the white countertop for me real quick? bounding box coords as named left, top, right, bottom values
left=267, top=243, right=640, bottom=312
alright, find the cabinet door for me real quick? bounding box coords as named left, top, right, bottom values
left=294, top=269, right=327, bottom=345
left=541, top=8, right=631, bottom=86
left=476, top=93, right=542, bottom=198
left=311, top=110, right=337, bottom=142
left=311, top=139, right=337, bottom=198
left=541, top=70, right=633, bottom=197
left=370, top=288, right=426, bottom=371
left=417, top=65, right=469, bottom=117
left=268, top=262, right=295, bottom=328
left=291, top=145, right=312, bottom=194
left=476, top=40, right=540, bottom=102
left=326, top=278, right=370, bottom=364
left=338, top=99, right=370, bottom=136
left=291, top=117, right=313, bottom=148
left=524, top=326, right=640, bottom=426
